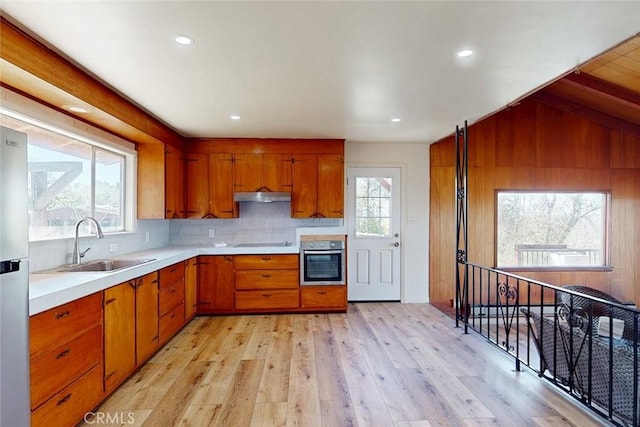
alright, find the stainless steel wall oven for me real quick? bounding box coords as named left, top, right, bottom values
left=299, top=239, right=345, bottom=285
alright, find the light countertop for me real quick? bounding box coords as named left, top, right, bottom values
left=29, top=226, right=346, bottom=316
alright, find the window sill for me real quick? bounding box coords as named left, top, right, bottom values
left=497, top=265, right=614, bottom=273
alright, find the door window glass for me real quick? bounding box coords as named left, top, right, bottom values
left=355, top=177, right=392, bottom=238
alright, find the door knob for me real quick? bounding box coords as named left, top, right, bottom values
left=394, top=242, right=400, bottom=247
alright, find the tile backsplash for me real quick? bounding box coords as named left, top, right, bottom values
left=169, top=202, right=341, bottom=246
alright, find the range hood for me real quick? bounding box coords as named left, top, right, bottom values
left=233, top=191, right=291, bottom=203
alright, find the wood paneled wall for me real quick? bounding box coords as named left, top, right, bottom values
left=429, top=98, right=640, bottom=312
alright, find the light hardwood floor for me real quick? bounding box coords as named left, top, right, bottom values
left=83, top=303, right=611, bottom=427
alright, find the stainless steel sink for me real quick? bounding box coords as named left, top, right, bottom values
left=53, top=258, right=155, bottom=273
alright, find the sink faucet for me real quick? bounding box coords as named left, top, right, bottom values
left=73, top=217, right=104, bottom=264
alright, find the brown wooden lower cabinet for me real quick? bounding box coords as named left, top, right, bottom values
left=158, top=262, right=186, bottom=345
left=301, top=286, right=347, bottom=310
left=103, top=281, right=136, bottom=395
left=198, top=255, right=235, bottom=314
left=31, top=364, right=104, bottom=427
left=30, top=325, right=102, bottom=410
left=235, top=289, right=300, bottom=310
left=135, top=272, right=160, bottom=365
left=196, top=254, right=348, bottom=314
left=184, top=257, right=198, bottom=320
left=29, top=292, right=103, bottom=427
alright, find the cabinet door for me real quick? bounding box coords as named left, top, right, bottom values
left=104, top=282, right=136, bottom=394
left=136, top=272, right=159, bottom=365
left=184, top=257, right=198, bottom=320
left=137, top=143, right=165, bottom=219
left=291, top=154, right=318, bottom=218
left=263, top=153, right=293, bottom=192
left=198, top=256, right=235, bottom=313
left=318, top=154, right=344, bottom=218
left=234, top=153, right=263, bottom=192
left=185, top=152, right=211, bottom=218
left=165, top=145, right=185, bottom=219
left=209, top=153, right=237, bottom=218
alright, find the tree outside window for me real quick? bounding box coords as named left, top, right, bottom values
left=496, top=191, right=608, bottom=268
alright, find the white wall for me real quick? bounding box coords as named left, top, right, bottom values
left=345, top=141, right=430, bottom=303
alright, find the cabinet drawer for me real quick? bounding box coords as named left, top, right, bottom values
left=159, top=303, right=185, bottom=344
left=31, top=364, right=103, bottom=427
left=30, top=325, right=102, bottom=410
left=235, top=269, right=299, bottom=290
left=159, top=280, right=185, bottom=316
left=236, top=289, right=299, bottom=310
left=301, top=286, right=347, bottom=309
left=234, top=254, right=298, bottom=270
left=30, top=292, right=102, bottom=358
left=159, top=262, right=185, bottom=289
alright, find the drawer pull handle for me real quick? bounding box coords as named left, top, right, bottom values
left=57, top=393, right=72, bottom=406
left=261, top=257, right=271, bottom=261
left=56, top=349, right=70, bottom=359
left=262, top=294, right=272, bottom=297
left=262, top=274, right=272, bottom=278
left=104, top=298, right=116, bottom=306
left=318, top=291, right=327, bottom=295
left=55, top=310, right=70, bottom=320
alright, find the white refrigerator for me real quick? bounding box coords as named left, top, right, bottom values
left=0, top=126, right=30, bottom=426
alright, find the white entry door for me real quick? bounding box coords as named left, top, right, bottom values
left=346, top=167, right=401, bottom=301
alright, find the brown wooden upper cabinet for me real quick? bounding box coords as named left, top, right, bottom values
left=234, top=153, right=293, bottom=193
left=292, top=154, right=344, bottom=218
left=183, top=138, right=344, bottom=219
left=138, top=143, right=186, bottom=219
left=185, top=152, right=238, bottom=218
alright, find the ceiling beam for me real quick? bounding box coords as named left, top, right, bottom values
left=0, top=15, right=184, bottom=148
left=531, top=91, right=640, bottom=138
left=563, top=72, right=640, bottom=112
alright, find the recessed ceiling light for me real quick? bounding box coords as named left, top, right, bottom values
left=457, top=49, right=473, bottom=58
left=175, top=36, right=193, bottom=46
left=391, top=118, right=401, bottom=123
left=230, top=115, right=241, bottom=120
left=67, top=106, right=89, bottom=113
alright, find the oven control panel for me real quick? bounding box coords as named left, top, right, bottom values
left=300, top=240, right=343, bottom=250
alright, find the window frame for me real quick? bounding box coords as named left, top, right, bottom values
left=0, top=88, right=137, bottom=242
left=494, top=189, right=613, bottom=272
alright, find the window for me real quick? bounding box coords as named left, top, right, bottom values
left=355, top=177, right=392, bottom=237
left=496, top=191, right=609, bottom=268
left=1, top=111, right=132, bottom=241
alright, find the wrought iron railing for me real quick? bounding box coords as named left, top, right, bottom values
left=459, top=263, right=639, bottom=427
left=514, top=244, right=601, bottom=267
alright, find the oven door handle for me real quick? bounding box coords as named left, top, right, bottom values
left=302, top=250, right=343, bottom=255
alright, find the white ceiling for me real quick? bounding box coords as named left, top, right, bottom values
left=1, top=1, right=639, bottom=144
